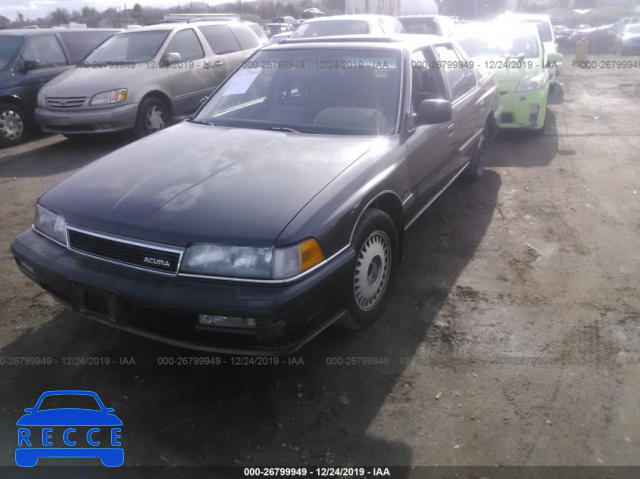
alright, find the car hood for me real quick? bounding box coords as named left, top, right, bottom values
left=40, top=122, right=378, bottom=246
left=16, top=409, right=123, bottom=426
left=41, top=64, right=154, bottom=99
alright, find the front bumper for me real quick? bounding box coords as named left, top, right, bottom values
left=15, top=448, right=124, bottom=467
left=497, top=86, right=548, bottom=130
left=11, top=229, right=354, bottom=355
left=36, top=103, right=139, bottom=134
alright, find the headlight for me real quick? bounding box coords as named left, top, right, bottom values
left=90, top=89, right=127, bottom=106
left=37, top=92, right=45, bottom=108
left=516, top=73, right=546, bottom=93
left=182, top=244, right=273, bottom=278
left=181, top=239, right=325, bottom=280
left=34, top=205, right=67, bottom=246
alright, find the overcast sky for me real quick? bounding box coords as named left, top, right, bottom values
left=0, top=0, right=228, bottom=22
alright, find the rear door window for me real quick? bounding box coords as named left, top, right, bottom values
left=230, top=24, right=259, bottom=51
left=165, top=28, right=204, bottom=61
left=58, top=31, right=104, bottom=63
left=22, top=35, right=68, bottom=68
left=433, top=44, right=477, bottom=101
left=198, top=25, right=241, bottom=55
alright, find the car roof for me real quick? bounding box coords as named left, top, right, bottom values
left=0, top=28, right=120, bottom=37
left=455, top=21, right=540, bottom=37
left=497, top=13, right=551, bottom=21
left=495, top=13, right=553, bottom=32
left=124, top=21, right=236, bottom=32
left=397, top=15, right=450, bottom=19
left=268, top=34, right=451, bottom=51
left=300, top=14, right=395, bottom=25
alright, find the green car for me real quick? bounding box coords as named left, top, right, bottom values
left=454, top=22, right=562, bottom=132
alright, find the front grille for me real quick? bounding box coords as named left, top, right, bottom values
left=47, top=97, right=86, bottom=108
left=68, top=229, right=181, bottom=275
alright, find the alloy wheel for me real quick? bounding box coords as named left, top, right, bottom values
left=0, top=109, right=24, bottom=141
left=353, top=230, right=391, bottom=311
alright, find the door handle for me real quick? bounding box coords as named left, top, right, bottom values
left=447, top=124, right=455, bottom=137
left=213, top=60, right=224, bottom=67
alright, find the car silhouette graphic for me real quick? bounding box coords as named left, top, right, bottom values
left=15, top=390, right=123, bottom=467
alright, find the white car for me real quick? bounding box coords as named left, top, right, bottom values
left=397, top=15, right=456, bottom=37
left=290, top=15, right=404, bottom=39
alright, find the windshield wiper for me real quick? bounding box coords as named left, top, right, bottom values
left=188, top=119, right=215, bottom=126
left=267, top=126, right=300, bottom=133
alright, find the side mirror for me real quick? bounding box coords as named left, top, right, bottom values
left=162, top=52, right=181, bottom=67
left=24, top=408, right=34, bottom=413
left=21, top=59, right=41, bottom=72
left=415, top=99, right=452, bottom=125
left=547, top=52, right=563, bottom=64
left=105, top=408, right=115, bottom=413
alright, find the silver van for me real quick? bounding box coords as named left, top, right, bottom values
left=36, top=21, right=260, bottom=137
left=0, top=28, right=120, bottom=147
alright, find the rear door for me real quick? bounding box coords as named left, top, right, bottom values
left=197, top=24, right=246, bottom=87
left=403, top=47, right=455, bottom=222
left=433, top=43, right=483, bottom=169
left=163, top=28, right=211, bottom=116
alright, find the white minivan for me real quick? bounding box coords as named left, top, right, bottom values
left=36, top=21, right=260, bottom=138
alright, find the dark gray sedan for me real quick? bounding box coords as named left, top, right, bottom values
left=11, top=36, right=500, bottom=355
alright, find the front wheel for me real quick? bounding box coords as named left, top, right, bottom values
left=135, top=97, right=168, bottom=138
left=462, top=125, right=487, bottom=182
left=0, top=103, right=27, bottom=147
left=338, top=209, right=398, bottom=330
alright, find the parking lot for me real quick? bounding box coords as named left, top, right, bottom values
left=1, top=52, right=639, bottom=472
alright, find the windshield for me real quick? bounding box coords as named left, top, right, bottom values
left=455, top=28, right=540, bottom=58
left=248, top=24, right=267, bottom=41
left=0, top=36, right=23, bottom=70
left=84, top=31, right=170, bottom=64
left=194, top=48, right=402, bottom=136
left=38, top=394, right=101, bottom=411
left=626, top=25, right=640, bottom=34
left=521, top=20, right=553, bottom=42
left=399, top=18, right=438, bottom=34
left=292, top=20, right=369, bottom=38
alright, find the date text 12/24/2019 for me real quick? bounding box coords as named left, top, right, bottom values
left=243, top=467, right=392, bottom=476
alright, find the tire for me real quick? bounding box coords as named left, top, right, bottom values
left=549, top=82, right=556, bottom=93
left=338, top=208, right=399, bottom=330
left=532, top=116, right=546, bottom=137
left=462, top=124, right=487, bottom=182
left=532, top=100, right=548, bottom=137
left=135, top=97, right=169, bottom=138
left=0, top=103, right=27, bottom=147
